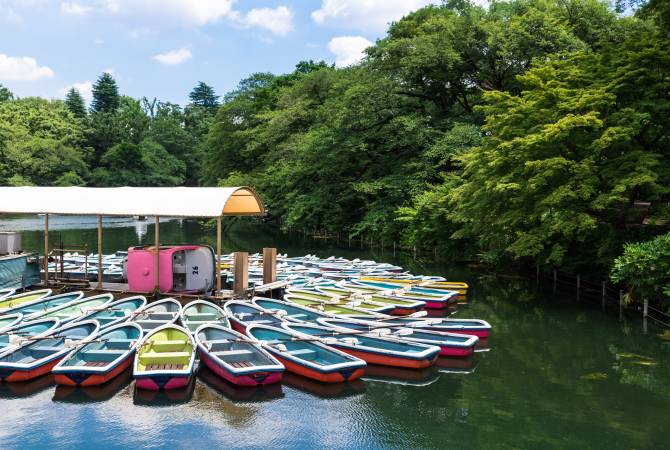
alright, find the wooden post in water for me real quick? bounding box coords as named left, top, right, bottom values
left=97, top=215, right=103, bottom=289
left=233, top=252, right=249, bottom=298
left=348, top=235, right=351, bottom=248
left=216, top=217, right=222, bottom=297
left=601, top=281, right=606, bottom=310
left=619, top=289, right=623, bottom=321
left=43, top=213, right=49, bottom=286
left=643, top=298, right=648, bottom=334
left=393, top=241, right=396, bottom=256
left=576, top=274, right=580, bottom=301
left=553, top=269, right=557, bottom=293
left=360, top=235, right=363, bottom=249
left=413, top=245, right=417, bottom=260
left=263, top=247, right=277, bottom=284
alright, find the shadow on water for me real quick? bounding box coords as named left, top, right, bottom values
left=362, top=364, right=441, bottom=387
left=282, top=372, right=366, bottom=399
left=435, top=355, right=479, bottom=374
left=197, top=365, right=284, bottom=403
left=0, top=374, right=54, bottom=398
left=52, top=368, right=133, bottom=403
left=132, top=378, right=196, bottom=406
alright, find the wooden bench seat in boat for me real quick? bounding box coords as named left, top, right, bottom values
left=212, top=349, right=253, bottom=362
left=80, top=349, right=126, bottom=361
left=140, top=351, right=190, bottom=361
left=106, top=339, right=136, bottom=349
left=146, top=313, right=175, bottom=320
left=31, top=346, right=62, bottom=357
left=229, top=361, right=252, bottom=368
left=150, top=340, right=188, bottom=351
left=285, top=348, right=317, bottom=359
left=186, top=313, right=218, bottom=320
left=145, top=363, right=185, bottom=370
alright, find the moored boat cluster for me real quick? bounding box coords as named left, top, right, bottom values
left=0, top=256, right=491, bottom=394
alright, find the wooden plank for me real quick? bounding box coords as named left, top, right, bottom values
left=233, top=252, right=248, bottom=298
left=262, top=247, right=277, bottom=284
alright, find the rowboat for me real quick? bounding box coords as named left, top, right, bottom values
left=349, top=280, right=456, bottom=309
left=53, top=322, right=143, bottom=386
left=0, top=289, right=15, bottom=301
left=181, top=300, right=229, bottom=334
left=224, top=301, right=285, bottom=333
left=3, top=291, right=84, bottom=317
left=252, top=298, right=330, bottom=322
left=195, top=324, right=284, bottom=386
left=133, top=324, right=196, bottom=390
left=132, top=298, right=182, bottom=332
left=26, top=293, right=114, bottom=323
left=286, top=288, right=394, bottom=314
left=0, top=318, right=60, bottom=354
left=346, top=315, right=492, bottom=338
left=315, top=285, right=425, bottom=315
left=284, top=294, right=383, bottom=318
left=0, top=320, right=99, bottom=382
left=73, top=296, right=147, bottom=330
left=358, top=277, right=469, bottom=295
left=246, top=324, right=366, bottom=383
left=317, top=318, right=479, bottom=357
left=0, top=313, right=23, bottom=332
left=281, top=322, right=440, bottom=369
left=0, top=289, right=53, bottom=311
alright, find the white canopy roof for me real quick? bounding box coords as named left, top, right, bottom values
left=0, top=186, right=265, bottom=217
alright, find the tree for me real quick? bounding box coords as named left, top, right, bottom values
left=64, top=88, right=87, bottom=118
left=188, top=81, right=219, bottom=111
left=610, top=233, right=670, bottom=301
left=91, top=72, right=120, bottom=113
left=0, top=84, right=13, bottom=102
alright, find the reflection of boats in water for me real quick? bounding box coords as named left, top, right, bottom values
left=0, top=373, right=54, bottom=398
left=282, top=372, right=365, bottom=399
left=52, top=368, right=133, bottom=403
left=132, top=377, right=196, bottom=406
left=435, top=356, right=478, bottom=374
left=362, top=364, right=440, bottom=387
left=198, top=366, right=284, bottom=403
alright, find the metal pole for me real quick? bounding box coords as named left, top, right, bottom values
left=216, top=217, right=222, bottom=296
left=154, top=216, right=160, bottom=294
left=43, top=214, right=49, bottom=286
left=97, top=215, right=103, bottom=289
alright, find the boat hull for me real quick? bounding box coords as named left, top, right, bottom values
left=200, top=352, right=282, bottom=386
left=229, top=318, right=246, bottom=334
left=272, top=353, right=365, bottom=383
left=135, top=374, right=192, bottom=390
left=54, top=355, right=133, bottom=387
left=438, top=345, right=474, bottom=357
left=337, top=347, right=437, bottom=369
left=0, top=357, right=63, bottom=382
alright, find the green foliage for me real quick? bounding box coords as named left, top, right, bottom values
left=91, top=72, right=120, bottom=113
left=189, top=81, right=219, bottom=111
left=64, top=88, right=86, bottom=118
left=0, top=84, right=13, bottom=102
left=610, top=233, right=670, bottom=299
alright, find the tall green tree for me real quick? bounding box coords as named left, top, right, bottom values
left=64, top=88, right=87, bottom=118
left=91, top=72, right=120, bottom=113
left=188, top=81, right=219, bottom=111
left=0, top=84, right=13, bottom=103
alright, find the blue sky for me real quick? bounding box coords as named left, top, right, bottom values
left=0, top=0, right=440, bottom=106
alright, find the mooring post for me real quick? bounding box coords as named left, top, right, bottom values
left=348, top=235, right=351, bottom=248
left=393, top=241, right=396, bottom=256
left=643, top=298, right=648, bottom=334
left=263, top=247, right=277, bottom=284
left=601, top=281, right=606, bottom=310
left=413, top=245, right=417, bottom=260
left=43, top=213, right=49, bottom=286
left=619, top=289, right=623, bottom=321
left=576, top=274, right=580, bottom=301
left=381, top=237, right=384, bottom=252
left=360, top=236, right=363, bottom=249
left=233, top=251, right=249, bottom=298
left=97, top=215, right=103, bottom=290
left=553, top=269, right=557, bottom=293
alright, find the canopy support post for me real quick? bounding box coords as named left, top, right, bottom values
left=216, top=217, right=222, bottom=297
left=154, top=216, right=160, bottom=294
left=43, top=213, right=49, bottom=286
left=263, top=247, right=277, bottom=284
left=233, top=252, right=248, bottom=298
left=97, top=215, right=103, bottom=290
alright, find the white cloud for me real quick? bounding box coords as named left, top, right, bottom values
left=153, top=47, right=191, bottom=65
left=94, top=38, right=105, bottom=44
left=0, top=53, right=54, bottom=81
left=58, top=80, right=93, bottom=104
left=236, top=6, right=294, bottom=36
left=327, top=36, right=372, bottom=67
left=312, top=0, right=438, bottom=31
left=60, top=2, right=91, bottom=15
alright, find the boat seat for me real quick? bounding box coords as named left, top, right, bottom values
left=186, top=313, right=218, bottom=320
left=140, top=351, right=190, bottom=361
left=31, top=346, right=62, bottom=357
left=81, top=349, right=126, bottom=362
left=151, top=340, right=188, bottom=351
left=186, top=319, right=216, bottom=326
left=145, top=363, right=185, bottom=371
left=206, top=339, right=231, bottom=345
left=147, top=312, right=176, bottom=320
left=105, top=339, right=135, bottom=349
left=213, top=349, right=254, bottom=363
left=285, top=348, right=317, bottom=358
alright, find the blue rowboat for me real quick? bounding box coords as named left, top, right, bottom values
left=53, top=322, right=143, bottom=387
left=246, top=324, right=366, bottom=383
left=224, top=301, right=285, bottom=333
left=251, top=298, right=330, bottom=323
left=181, top=300, right=229, bottom=334
left=281, top=322, right=440, bottom=369
left=344, top=315, right=492, bottom=338
left=348, top=280, right=457, bottom=308
left=73, top=296, right=147, bottom=330
left=3, top=291, right=84, bottom=318
left=0, top=289, right=16, bottom=301
left=0, top=320, right=100, bottom=382
left=25, top=293, right=114, bottom=323
left=0, top=313, right=23, bottom=332
left=195, top=324, right=284, bottom=386
left=0, top=318, right=60, bottom=354
left=131, top=298, right=182, bottom=332
left=317, top=318, right=478, bottom=357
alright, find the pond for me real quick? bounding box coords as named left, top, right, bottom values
left=1, top=217, right=669, bottom=449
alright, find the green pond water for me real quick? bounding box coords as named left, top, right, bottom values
left=1, top=216, right=669, bottom=449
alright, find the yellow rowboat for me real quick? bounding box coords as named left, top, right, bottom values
left=0, top=289, right=53, bottom=311
left=358, top=277, right=469, bottom=295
